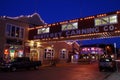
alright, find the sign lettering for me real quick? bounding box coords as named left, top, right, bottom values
left=34, top=25, right=117, bottom=39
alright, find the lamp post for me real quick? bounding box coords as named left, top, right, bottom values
left=114, top=43, right=117, bottom=59
left=114, top=43, right=119, bottom=72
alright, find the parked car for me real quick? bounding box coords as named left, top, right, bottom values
left=0, top=57, right=41, bottom=71
left=98, top=57, right=116, bottom=72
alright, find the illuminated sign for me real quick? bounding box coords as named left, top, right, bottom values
left=4, top=49, right=9, bottom=54
left=28, top=11, right=120, bottom=40
left=37, top=27, right=49, bottom=34
left=94, top=14, right=118, bottom=26
left=34, top=25, right=117, bottom=39
left=10, top=49, right=15, bottom=53
left=62, top=22, right=78, bottom=31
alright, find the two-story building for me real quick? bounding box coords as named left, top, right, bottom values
left=0, top=13, right=45, bottom=61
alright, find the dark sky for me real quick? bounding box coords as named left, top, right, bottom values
left=0, top=0, right=120, bottom=24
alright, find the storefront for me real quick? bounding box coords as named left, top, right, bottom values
left=80, top=47, right=104, bottom=61
left=4, top=45, right=24, bottom=61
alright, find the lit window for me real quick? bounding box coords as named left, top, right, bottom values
left=20, top=28, right=24, bottom=38
left=16, top=27, right=20, bottom=37
left=60, top=49, right=67, bottom=59
left=44, top=48, right=54, bottom=59
left=6, top=24, right=24, bottom=39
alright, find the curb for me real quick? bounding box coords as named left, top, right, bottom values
left=104, top=72, right=120, bottom=80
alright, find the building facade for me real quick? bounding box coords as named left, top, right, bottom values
left=0, top=10, right=120, bottom=64
left=0, top=13, right=45, bottom=62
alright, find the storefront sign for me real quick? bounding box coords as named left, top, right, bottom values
left=34, top=25, right=117, bottom=39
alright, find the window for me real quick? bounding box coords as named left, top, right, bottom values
left=37, top=27, right=49, bottom=34
left=60, top=49, right=67, bottom=59
left=94, top=14, right=118, bottom=26
left=16, top=27, right=20, bottom=37
left=6, top=24, right=11, bottom=36
left=62, top=22, right=78, bottom=31
left=6, top=24, right=24, bottom=39
left=11, top=26, right=15, bottom=37
left=44, top=48, right=54, bottom=59
left=20, top=28, right=24, bottom=38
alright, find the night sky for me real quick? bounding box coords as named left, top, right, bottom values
left=0, top=0, right=120, bottom=48
left=0, top=0, right=120, bottom=23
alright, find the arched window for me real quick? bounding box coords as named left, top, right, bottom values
left=60, top=49, right=67, bottom=59
left=44, top=47, right=54, bottom=59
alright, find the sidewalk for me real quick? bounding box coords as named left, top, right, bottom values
left=104, top=72, right=120, bottom=80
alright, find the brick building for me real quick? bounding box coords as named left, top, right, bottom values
left=0, top=13, right=45, bottom=61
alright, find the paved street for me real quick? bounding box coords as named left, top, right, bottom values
left=0, top=63, right=113, bottom=80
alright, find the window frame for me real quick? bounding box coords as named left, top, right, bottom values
left=5, top=23, right=24, bottom=39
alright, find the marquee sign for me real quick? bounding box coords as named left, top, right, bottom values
left=28, top=11, right=120, bottom=40
left=34, top=25, right=117, bottom=39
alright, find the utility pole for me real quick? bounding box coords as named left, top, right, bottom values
left=114, top=43, right=119, bottom=72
